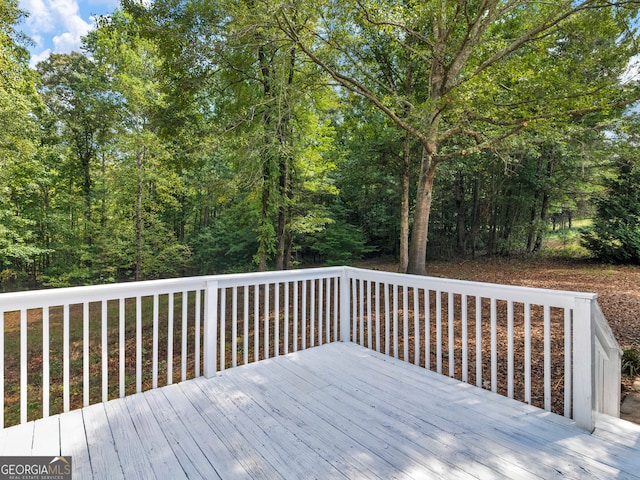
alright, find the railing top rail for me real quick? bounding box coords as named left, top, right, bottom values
left=0, top=266, right=345, bottom=311
left=206, top=266, right=344, bottom=288
left=345, top=267, right=598, bottom=308
left=593, top=301, right=622, bottom=355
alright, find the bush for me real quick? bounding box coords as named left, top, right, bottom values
left=582, top=159, right=640, bottom=263
left=622, top=348, right=640, bottom=377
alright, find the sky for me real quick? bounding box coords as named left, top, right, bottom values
left=18, top=0, right=120, bottom=67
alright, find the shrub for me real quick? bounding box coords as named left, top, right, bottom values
left=582, top=159, right=640, bottom=263
left=622, top=348, right=640, bottom=377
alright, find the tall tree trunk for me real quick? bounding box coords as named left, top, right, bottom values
left=399, top=133, right=411, bottom=273
left=533, top=157, right=554, bottom=252
left=471, top=178, right=480, bottom=259
left=407, top=147, right=437, bottom=275
left=135, top=146, right=145, bottom=281
left=258, top=173, right=270, bottom=272
left=454, top=170, right=467, bottom=255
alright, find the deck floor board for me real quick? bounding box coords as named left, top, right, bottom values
left=2, top=342, right=639, bottom=479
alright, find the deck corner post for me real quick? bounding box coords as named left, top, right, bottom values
left=340, top=267, right=351, bottom=343
left=204, top=280, right=219, bottom=377
left=573, top=296, right=595, bottom=432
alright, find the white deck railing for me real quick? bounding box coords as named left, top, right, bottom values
left=0, top=266, right=621, bottom=431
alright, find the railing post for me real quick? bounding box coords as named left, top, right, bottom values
left=573, top=297, right=595, bottom=432
left=340, top=268, right=351, bottom=342
left=204, top=280, right=219, bottom=377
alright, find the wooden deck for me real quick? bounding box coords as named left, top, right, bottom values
left=2, top=342, right=639, bottom=479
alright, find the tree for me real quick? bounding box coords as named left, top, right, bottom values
left=0, top=0, right=49, bottom=285
left=582, top=126, right=640, bottom=263
left=278, top=0, right=640, bottom=274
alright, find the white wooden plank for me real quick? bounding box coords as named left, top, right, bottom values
left=82, top=403, right=124, bottom=480
left=283, top=348, right=536, bottom=479
left=31, top=414, right=60, bottom=455
left=143, top=387, right=220, bottom=479
left=273, top=358, right=475, bottom=479
left=226, top=362, right=392, bottom=480
left=59, top=409, right=92, bottom=480
left=324, top=344, right=636, bottom=478
left=196, top=373, right=343, bottom=479
left=181, top=379, right=283, bottom=480
left=103, top=399, right=154, bottom=480
left=1, top=421, right=33, bottom=455
left=123, top=393, right=187, bottom=479
left=163, top=383, right=250, bottom=479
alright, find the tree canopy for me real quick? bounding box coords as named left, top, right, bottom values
left=0, top=0, right=639, bottom=289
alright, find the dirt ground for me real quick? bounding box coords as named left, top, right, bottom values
left=358, top=256, right=640, bottom=397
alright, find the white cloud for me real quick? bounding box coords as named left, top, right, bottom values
left=29, top=48, right=52, bottom=68
left=19, top=0, right=95, bottom=64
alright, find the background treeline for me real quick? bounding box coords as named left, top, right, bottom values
left=1, top=0, right=640, bottom=290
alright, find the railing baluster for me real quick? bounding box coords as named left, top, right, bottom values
left=393, top=284, right=399, bottom=359
left=274, top=283, right=279, bottom=357
left=302, top=280, right=307, bottom=349
left=318, top=279, right=323, bottom=347
left=285, top=282, right=290, bottom=354
left=358, top=279, right=364, bottom=346
left=136, top=296, right=142, bottom=392
left=491, top=298, right=497, bottom=393
left=168, top=293, right=174, bottom=385
left=351, top=278, right=356, bottom=343
left=476, top=296, right=482, bottom=388
left=220, top=288, right=226, bottom=369
left=64, top=304, right=70, bottom=411
left=403, top=285, right=409, bottom=362
left=20, top=308, right=27, bottom=423
left=264, top=283, right=269, bottom=359
left=244, top=286, right=249, bottom=365
left=1, top=311, right=4, bottom=427
left=425, top=290, right=431, bottom=370
left=333, top=277, right=339, bottom=343
left=326, top=278, right=331, bottom=344
left=254, top=284, right=259, bottom=361
left=119, top=298, right=125, bottom=397
left=83, top=302, right=89, bottom=406
left=43, top=307, right=50, bottom=417
left=564, top=308, right=572, bottom=418
left=461, top=294, right=468, bottom=382
left=195, top=290, right=201, bottom=377
left=293, top=281, right=299, bottom=352
left=232, top=286, right=238, bottom=367
left=436, top=291, right=442, bottom=374
left=367, top=281, right=372, bottom=349
left=414, top=287, right=420, bottom=366
left=182, top=291, right=188, bottom=381
left=524, top=302, right=531, bottom=404
left=152, top=295, right=159, bottom=389
left=375, top=281, right=380, bottom=352
left=311, top=280, right=316, bottom=348
left=101, top=301, right=108, bottom=403
left=544, top=305, right=551, bottom=411
left=507, top=301, right=514, bottom=398
left=448, top=292, right=454, bottom=377
left=384, top=283, right=390, bottom=356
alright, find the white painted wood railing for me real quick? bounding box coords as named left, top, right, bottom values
left=0, top=267, right=342, bottom=429
left=0, top=266, right=621, bottom=431
left=343, top=267, right=622, bottom=431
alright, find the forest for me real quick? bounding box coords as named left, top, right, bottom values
left=1, top=0, right=640, bottom=290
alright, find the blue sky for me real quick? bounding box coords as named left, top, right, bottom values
left=18, top=0, right=120, bottom=67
